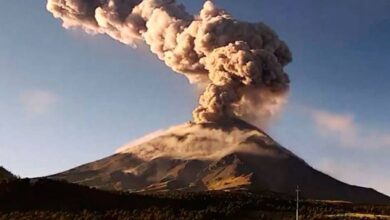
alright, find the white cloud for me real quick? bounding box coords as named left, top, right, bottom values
left=20, top=89, right=59, bottom=115
left=316, top=158, right=390, bottom=196
left=309, top=109, right=390, bottom=149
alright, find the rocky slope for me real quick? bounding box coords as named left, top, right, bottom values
left=50, top=120, right=390, bottom=204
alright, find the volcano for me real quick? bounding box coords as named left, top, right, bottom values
left=50, top=119, right=390, bottom=204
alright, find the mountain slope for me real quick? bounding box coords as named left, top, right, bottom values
left=49, top=120, right=390, bottom=204
left=0, top=166, right=15, bottom=182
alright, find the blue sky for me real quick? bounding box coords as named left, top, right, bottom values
left=1, top=1, right=389, bottom=195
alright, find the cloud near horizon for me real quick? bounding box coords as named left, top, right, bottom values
left=20, top=89, right=58, bottom=115
left=309, top=109, right=390, bottom=149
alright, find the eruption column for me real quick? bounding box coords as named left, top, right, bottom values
left=47, top=0, right=292, bottom=126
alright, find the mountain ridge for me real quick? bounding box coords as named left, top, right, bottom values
left=0, top=166, right=15, bottom=182
left=49, top=120, right=390, bottom=204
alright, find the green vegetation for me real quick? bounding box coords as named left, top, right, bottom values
left=0, top=178, right=389, bottom=219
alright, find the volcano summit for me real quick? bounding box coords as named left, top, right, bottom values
left=46, top=0, right=390, bottom=205
left=50, top=120, right=390, bottom=204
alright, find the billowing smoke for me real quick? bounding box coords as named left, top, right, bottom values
left=47, top=0, right=292, bottom=125
left=116, top=122, right=291, bottom=161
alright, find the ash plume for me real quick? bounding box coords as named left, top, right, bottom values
left=47, top=0, right=292, bottom=126
left=115, top=121, right=290, bottom=161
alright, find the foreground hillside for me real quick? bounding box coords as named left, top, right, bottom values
left=0, top=178, right=389, bottom=220
left=0, top=167, right=15, bottom=182
left=51, top=120, right=390, bottom=204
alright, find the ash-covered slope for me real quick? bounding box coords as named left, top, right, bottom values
left=50, top=120, right=390, bottom=204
